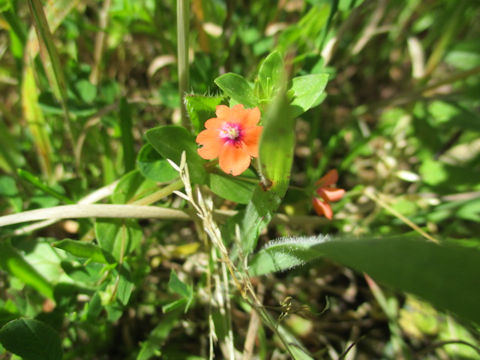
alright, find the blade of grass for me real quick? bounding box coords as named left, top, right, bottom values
left=90, top=0, right=111, bottom=85
left=100, top=128, right=116, bottom=185
left=22, top=65, right=53, bottom=178
left=119, top=98, right=135, bottom=173
left=0, top=108, right=22, bottom=173
left=18, top=169, right=73, bottom=204
left=364, top=187, right=439, bottom=244
left=25, top=0, right=81, bottom=58
left=423, top=0, right=467, bottom=78
left=27, top=0, right=76, bottom=169
left=22, top=0, right=80, bottom=179
left=177, top=0, right=190, bottom=129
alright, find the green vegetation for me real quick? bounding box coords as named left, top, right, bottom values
left=0, top=0, right=479, bottom=359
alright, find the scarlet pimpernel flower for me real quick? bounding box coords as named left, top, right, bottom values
left=196, top=104, right=263, bottom=176
left=312, top=169, right=345, bottom=220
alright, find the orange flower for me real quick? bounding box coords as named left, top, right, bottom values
left=196, top=104, right=263, bottom=176
left=312, top=169, right=345, bottom=220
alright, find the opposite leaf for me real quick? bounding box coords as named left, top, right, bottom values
left=289, top=73, right=329, bottom=117
left=214, top=73, right=257, bottom=108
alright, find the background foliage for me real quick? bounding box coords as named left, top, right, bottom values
left=0, top=0, right=479, bottom=359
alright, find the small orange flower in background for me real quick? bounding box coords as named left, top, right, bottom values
left=312, top=169, right=345, bottom=220
left=196, top=104, right=263, bottom=176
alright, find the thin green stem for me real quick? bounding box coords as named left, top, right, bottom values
left=177, top=0, right=190, bottom=129
left=132, top=179, right=184, bottom=205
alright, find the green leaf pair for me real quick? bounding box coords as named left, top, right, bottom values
left=215, top=51, right=329, bottom=117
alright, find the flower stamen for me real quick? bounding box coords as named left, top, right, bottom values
left=220, top=123, right=242, bottom=141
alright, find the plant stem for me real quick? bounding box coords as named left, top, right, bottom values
left=132, top=179, right=184, bottom=205
left=177, top=0, right=190, bottom=129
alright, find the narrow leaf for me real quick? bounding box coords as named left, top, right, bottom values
left=0, top=242, right=54, bottom=299
left=119, top=98, right=135, bottom=173
left=240, top=87, right=294, bottom=253
left=27, top=0, right=67, bottom=101
left=22, top=66, right=52, bottom=177
left=52, top=239, right=115, bottom=264
left=249, top=235, right=480, bottom=324
left=18, top=169, right=73, bottom=204
left=259, top=88, right=295, bottom=194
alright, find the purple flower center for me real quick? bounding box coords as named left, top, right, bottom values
left=219, top=122, right=243, bottom=145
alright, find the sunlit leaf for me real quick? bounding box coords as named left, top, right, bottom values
left=214, top=73, right=257, bottom=108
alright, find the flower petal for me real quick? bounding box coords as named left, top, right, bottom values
left=244, top=106, right=261, bottom=127
left=227, top=104, right=248, bottom=124
left=312, top=198, right=333, bottom=220
left=204, top=117, right=224, bottom=130
left=243, top=126, right=263, bottom=157
left=215, top=105, right=231, bottom=119
left=317, top=187, right=345, bottom=202
left=315, top=169, right=338, bottom=187
left=196, top=129, right=223, bottom=160
left=219, top=143, right=251, bottom=176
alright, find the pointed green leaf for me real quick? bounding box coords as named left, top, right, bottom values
left=249, top=235, right=480, bottom=324
left=18, top=169, right=73, bottom=204
left=52, top=239, right=115, bottom=264
left=289, top=73, right=329, bottom=117
left=168, top=270, right=192, bottom=299
left=255, top=51, right=285, bottom=102
left=165, top=270, right=193, bottom=313
left=117, top=265, right=134, bottom=306
left=214, top=73, right=257, bottom=108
